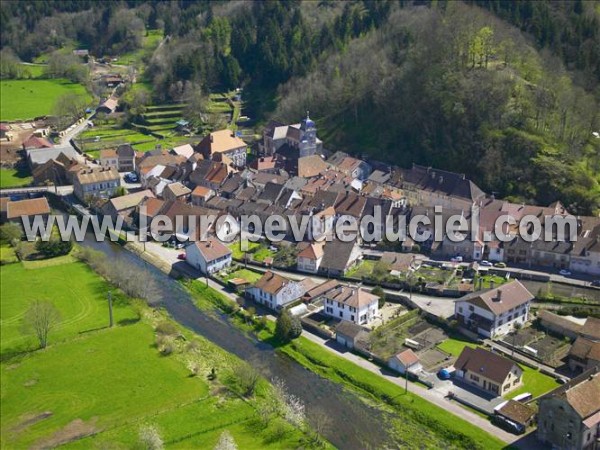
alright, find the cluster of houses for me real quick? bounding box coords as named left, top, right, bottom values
left=16, top=111, right=600, bottom=279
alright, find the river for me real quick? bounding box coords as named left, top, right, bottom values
left=81, top=237, right=391, bottom=450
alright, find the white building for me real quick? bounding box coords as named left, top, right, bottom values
left=246, top=271, right=306, bottom=311
left=388, top=349, right=422, bottom=375
left=297, top=242, right=324, bottom=274
left=73, top=167, right=121, bottom=202
left=454, top=280, right=534, bottom=338
left=185, top=238, right=232, bottom=274
left=322, top=286, right=379, bottom=326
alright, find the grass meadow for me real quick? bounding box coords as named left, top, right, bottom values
left=0, top=258, right=310, bottom=449
left=0, top=79, right=91, bottom=121
left=0, top=168, right=33, bottom=189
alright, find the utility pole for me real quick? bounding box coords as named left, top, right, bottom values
left=108, top=291, right=114, bottom=328
left=405, top=368, right=409, bottom=394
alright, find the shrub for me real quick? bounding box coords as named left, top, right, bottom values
left=275, top=310, right=302, bottom=343
left=155, top=320, right=178, bottom=336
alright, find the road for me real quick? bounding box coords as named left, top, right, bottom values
left=0, top=185, right=73, bottom=196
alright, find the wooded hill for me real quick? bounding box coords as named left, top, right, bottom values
left=1, top=0, right=598, bottom=214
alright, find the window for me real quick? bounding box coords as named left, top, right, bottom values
left=469, top=305, right=474, bottom=312
left=459, top=307, right=463, bottom=313
left=351, top=315, right=355, bottom=321
left=470, top=374, right=479, bottom=382
left=498, top=320, right=503, bottom=326
left=339, top=311, right=343, bottom=318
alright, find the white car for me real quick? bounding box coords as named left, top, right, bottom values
left=480, top=260, right=493, bottom=267
left=559, top=269, right=571, bottom=276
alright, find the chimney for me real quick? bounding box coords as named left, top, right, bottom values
left=210, top=134, right=214, bottom=143
left=490, top=280, right=495, bottom=290
left=493, top=290, right=502, bottom=302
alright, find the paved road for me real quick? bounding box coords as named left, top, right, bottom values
left=0, top=185, right=73, bottom=196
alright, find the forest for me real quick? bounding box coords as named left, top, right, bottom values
left=1, top=0, right=598, bottom=214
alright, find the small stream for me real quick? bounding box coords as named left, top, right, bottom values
left=81, top=237, right=391, bottom=449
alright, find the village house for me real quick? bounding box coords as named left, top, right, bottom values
left=6, top=197, right=51, bottom=228
left=171, top=143, right=195, bottom=160
left=73, top=167, right=120, bottom=202
left=185, top=237, right=232, bottom=274
left=454, top=280, right=534, bottom=338
left=322, top=285, right=379, bottom=325
left=297, top=242, right=324, bottom=274
left=191, top=185, right=214, bottom=206
left=570, top=218, right=600, bottom=276
left=246, top=271, right=306, bottom=311
left=537, top=310, right=583, bottom=341
left=99, top=149, right=118, bottom=168
left=162, top=182, right=191, bottom=202
left=328, top=151, right=372, bottom=181
left=96, top=97, right=118, bottom=116
left=319, top=240, right=362, bottom=277
left=26, top=145, right=80, bottom=169
left=537, top=367, right=600, bottom=450
left=568, top=318, right=600, bottom=374
left=398, top=164, right=486, bottom=209
left=101, top=189, right=155, bottom=225
left=196, top=129, right=247, bottom=168
left=454, top=347, right=523, bottom=396
left=388, top=349, right=422, bottom=375
left=116, top=144, right=136, bottom=172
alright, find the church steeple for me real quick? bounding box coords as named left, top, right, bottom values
left=299, top=110, right=317, bottom=157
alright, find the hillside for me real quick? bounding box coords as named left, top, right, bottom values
left=1, top=0, right=598, bottom=213
left=274, top=2, right=600, bottom=214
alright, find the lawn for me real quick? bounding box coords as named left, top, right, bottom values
left=507, top=365, right=560, bottom=399
left=0, top=261, right=138, bottom=356
left=346, top=259, right=376, bottom=278
left=436, top=336, right=478, bottom=357
left=227, top=241, right=275, bottom=262
left=0, top=79, right=92, bottom=121
left=0, top=168, right=33, bottom=189
left=224, top=268, right=262, bottom=283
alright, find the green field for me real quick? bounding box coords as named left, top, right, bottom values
left=0, top=79, right=92, bottom=121
left=1, top=260, right=310, bottom=449
left=0, top=260, right=137, bottom=356
left=0, top=168, right=32, bottom=189
left=224, top=268, right=263, bottom=283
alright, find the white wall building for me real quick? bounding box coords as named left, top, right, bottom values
left=454, top=280, right=533, bottom=338
left=185, top=238, right=232, bottom=274
left=246, top=271, right=306, bottom=310
left=322, top=286, right=379, bottom=326
left=297, top=242, right=324, bottom=274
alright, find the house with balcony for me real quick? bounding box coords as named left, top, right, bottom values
left=454, top=280, right=534, bottom=338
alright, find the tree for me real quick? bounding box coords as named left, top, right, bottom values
left=275, top=309, right=302, bottom=343
left=138, top=424, right=164, bottom=450
left=230, top=362, right=260, bottom=397
left=52, top=92, right=88, bottom=129
left=214, top=430, right=237, bottom=450
left=0, top=223, right=22, bottom=244
left=21, top=300, right=61, bottom=349
left=36, top=225, right=72, bottom=258
left=371, top=286, right=386, bottom=309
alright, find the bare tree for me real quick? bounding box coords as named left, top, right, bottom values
left=21, top=300, right=61, bottom=349
left=213, top=430, right=237, bottom=450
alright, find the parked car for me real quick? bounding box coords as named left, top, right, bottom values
left=494, top=262, right=507, bottom=268
left=590, top=280, right=600, bottom=287
left=559, top=269, right=572, bottom=276
left=177, top=253, right=186, bottom=260
left=451, top=256, right=463, bottom=263
left=480, top=260, right=493, bottom=267
left=125, top=172, right=138, bottom=183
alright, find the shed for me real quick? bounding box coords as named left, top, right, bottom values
left=335, top=320, right=369, bottom=350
